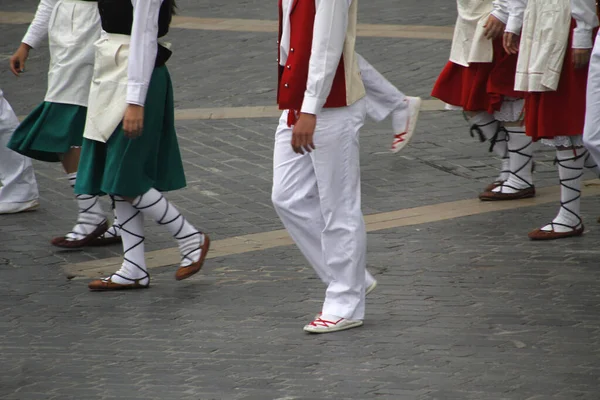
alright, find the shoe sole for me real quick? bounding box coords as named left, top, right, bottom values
left=303, top=320, right=364, bottom=334
left=528, top=226, right=584, bottom=241
left=391, top=97, right=421, bottom=154
left=479, top=189, right=536, bottom=201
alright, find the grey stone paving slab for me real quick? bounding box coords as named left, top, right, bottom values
left=2, top=208, right=600, bottom=399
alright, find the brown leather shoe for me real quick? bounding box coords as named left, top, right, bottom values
left=528, top=224, right=584, bottom=240
left=51, top=220, right=109, bottom=249
left=483, top=180, right=505, bottom=192
left=175, top=234, right=210, bottom=281
left=88, top=275, right=150, bottom=291
left=479, top=186, right=535, bottom=201
left=88, top=235, right=122, bottom=247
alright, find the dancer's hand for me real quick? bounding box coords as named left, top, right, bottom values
left=9, top=43, right=31, bottom=76
left=573, top=48, right=592, bottom=69
left=484, top=15, right=505, bottom=40
left=292, top=113, right=316, bottom=154
left=123, top=104, right=144, bottom=138
left=503, top=32, right=520, bottom=55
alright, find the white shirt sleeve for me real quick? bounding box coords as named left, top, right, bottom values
left=301, top=0, right=353, bottom=116
left=506, top=0, right=527, bottom=34
left=571, top=0, right=599, bottom=49
left=492, top=0, right=509, bottom=24
left=22, top=0, right=58, bottom=49
left=127, top=0, right=163, bottom=106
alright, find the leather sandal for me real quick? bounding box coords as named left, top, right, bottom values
left=51, top=220, right=108, bottom=249
left=176, top=234, right=211, bottom=281
left=89, top=274, right=150, bottom=291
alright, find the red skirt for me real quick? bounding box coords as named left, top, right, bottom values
left=431, top=37, right=522, bottom=113
left=524, top=21, right=589, bottom=141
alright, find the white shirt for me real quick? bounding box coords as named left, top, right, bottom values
left=507, top=0, right=598, bottom=49
left=279, top=0, right=353, bottom=115
left=127, top=0, right=164, bottom=106
left=492, top=0, right=510, bottom=24
left=22, top=0, right=58, bottom=49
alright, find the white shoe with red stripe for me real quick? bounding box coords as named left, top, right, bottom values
left=391, top=96, right=421, bottom=153
left=303, top=314, right=364, bottom=334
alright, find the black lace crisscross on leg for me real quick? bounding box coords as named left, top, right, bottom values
left=495, top=131, right=534, bottom=193
left=543, top=151, right=585, bottom=232
left=67, top=194, right=107, bottom=241
left=132, top=193, right=202, bottom=266
left=468, top=119, right=498, bottom=143
left=103, top=197, right=148, bottom=286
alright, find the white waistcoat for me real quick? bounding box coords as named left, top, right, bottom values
left=514, top=0, right=571, bottom=92
left=449, top=0, right=495, bottom=67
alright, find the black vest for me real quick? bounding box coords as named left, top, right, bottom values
left=97, top=0, right=173, bottom=67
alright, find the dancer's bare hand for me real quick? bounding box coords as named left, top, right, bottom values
left=9, top=43, right=31, bottom=76
left=503, top=32, right=520, bottom=55
left=484, top=15, right=505, bottom=40
left=291, top=113, right=316, bottom=154
left=573, top=48, right=592, bottom=69
left=123, top=104, right=144, bottom=138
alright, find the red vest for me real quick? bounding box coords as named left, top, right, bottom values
left=277, top=0, right=348, bottom=111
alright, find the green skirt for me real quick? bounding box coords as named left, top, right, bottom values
left=75, top=66, right=186, bottom=197
left=7, top=102, right=86, bottom=162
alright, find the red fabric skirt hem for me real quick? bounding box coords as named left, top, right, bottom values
left=524, top=21, right=589, bottom=141
left=431, top=37, right=522, bottom=113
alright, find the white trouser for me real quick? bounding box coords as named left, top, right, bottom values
left=583, top=32, right=600, bottom=166
left=0, top=92, right=38, bottom=204
left=357, top=53, right=406, bottom=123
left=272, top=98, right=368, bottom=321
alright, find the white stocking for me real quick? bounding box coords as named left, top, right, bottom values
left=467, top=113, right=508, bottom=181
left=106, top=197, right=148, bottom=285
left=492, top=129, right=533, bottom=194
left=66, top=172, right=106, bottom=241
left=132, top=188, right=203, bottom=267
left=542, top=148, right=584, bottom=233
left=98, top=197, right=122, bottom=240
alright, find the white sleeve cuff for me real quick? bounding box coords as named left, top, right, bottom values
left=21, top=33, right=41, bottom=49
left=300, top=95, right=326, bottom=115
left=126, top=83, right=148, bottom=107
left=506, top=16, right=523, bottom=35
left=573, top=29, right=594, bottom=49
left=492, top=10, right=508, bottom=25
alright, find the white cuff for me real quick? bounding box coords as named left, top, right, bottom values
left=492, top=10, right=508, bottom=25
left=126, top=83, right=148, bottom=107
left=21, top=34, right=41, bottom=49
left=506, top=16, right=523, bottom=35
left=572, top=29, right=594, bottom=49
left=301, top=95, right=326, bottom=115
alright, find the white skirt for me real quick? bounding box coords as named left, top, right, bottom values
left=45, top=0, right=101, bottom=107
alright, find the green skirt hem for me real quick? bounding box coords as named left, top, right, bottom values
left=7, top=102, right=86, bottom=162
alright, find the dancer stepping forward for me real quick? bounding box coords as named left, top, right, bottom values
left=72, top=0, right=210, bottom=291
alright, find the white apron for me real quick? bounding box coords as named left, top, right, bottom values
left=449, top=0, right=495, bottom=67
left=83, top=33, right=131, bottom=143
left=45, top=0, right=101, bottom=106
left=514, top=0, right=571, bottom=92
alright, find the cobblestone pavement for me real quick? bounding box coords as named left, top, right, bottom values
left=1, top=1, right=600, bottom=399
